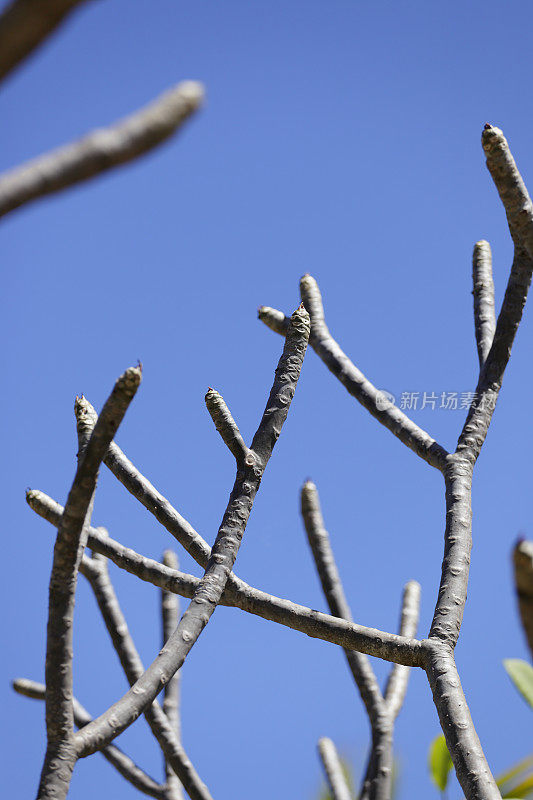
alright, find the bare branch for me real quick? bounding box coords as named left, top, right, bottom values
left=482, top=125, right=533, bottom=259
left=73, top=306, right=310, bottom=758
left=317, top=738, right=352, bottom=800
left=258, top=276, right=449, bottom=470
left=0, top=0, right=88, bottom=83
left=300, top=480, right=382, bottom=717
left=383, top=581, right=421, bottom=719
left=425, top=641, right=500, bottom=800
left=13, top=679, right=166, bottom=799
left=205, top=389, right=248, bottom=463
left=257, top=305, right=289, bottom=336
left=38, top=366, right=140, bottom=799
left=472, top=241, right=496, bottom=368
left=28, top=488, right=425, bottom=667
left=80, top=553, right=211, bottom=800
left=0, top=81, right=204, bottom=219
left=161, top=550, right=183, bottom=800
left=513, top=538, right=533, bottom=659
left=74, top=396, right=213, bottom=569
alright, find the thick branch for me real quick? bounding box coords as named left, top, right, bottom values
left=258, top=275, right=449, bottom=470
left=28, top=489, right=424, bottom=667
left=73, top=306, right=310, bottom=757
left=300, top=480, right=382, bottom=718
left=425, top=642, right=500, bottom=800
left=0, top=81, right=204, bottom=218
left=472, top=241, right=496, bottom=368
left=13, top=679, right=166, bottom=799
left=513, top=538, right=533, bottom=659
left=0, top=0, right=88, bottom=82
left=482, top=125, right=533, bottom=259
left=317, top=738, right=352, bottom=800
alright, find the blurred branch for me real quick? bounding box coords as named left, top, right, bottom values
left=0, top=0, right=89, bottom=82
left=514, top=539, right=533, bottom=659
left=0, top=81, right=204, bottom=218
left=318, top=738, right=353, bottom=800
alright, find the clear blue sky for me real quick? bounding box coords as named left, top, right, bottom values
left=2, top=1, right=532, bottom=798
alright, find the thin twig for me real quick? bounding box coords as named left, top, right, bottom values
left=13, top=679, right=166, bottom=799
left=38, top=365, right=141, bottom=800
left=317, top=737, right=352, bottom=800
left=205, top=389, right=248, bottom=463
left=28, top=488, right=425, bottom=667
left=73, top=306, right=310, bottom=758
left=302, top=481, right=419, bottom=800
left=258, top=276, right=449, bottom=471
left=383, top=581, right=421, bottom=719
left=0, top=81, right=204, bottom=218
left=300, top=480, right=382, bottom=717
left=74, top=396, right=213, bottom=569
left=0, top=0, right=88, bottom=82
left=472, top=240, right=496, bottom=368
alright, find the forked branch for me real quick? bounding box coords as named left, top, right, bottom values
left=13, top=679, right=166, bottom=799
left=72, top=305, right=310, bottom=759
left=38, top=366, right=141, bottom=799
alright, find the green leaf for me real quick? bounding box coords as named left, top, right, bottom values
left=497, top=752, right=533, bottom=793
left=428, top=735, right=453, bottom=793
left=503, top=660, right=533, bottom=709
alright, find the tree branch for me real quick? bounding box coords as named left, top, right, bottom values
left=161, top=550, right=184, bottom=800
left=13, top=679, right=166, bottom=799
left=472, top=240, right=496, bottom=368
left=80, top=552, right=211, bottom=800
left=317, top=737, right=352, bottom=800
left=0, top=0, right=89, bottom=83
left=383, top=581, right=421, bottom=719
left=0, top=81, right=204, bottom=219
left=300, top=480, right=383, bottom=717
left=482, top=125, right=533, bottom=260
left=72, top=306, right=310, bottom=758
left=38, top=366, right=141, bottom=800
left=28, top=488, right=425, bottom=667
left=258, top=276, right=449, bottom=471
left=205, top=388, right=248, bottom=464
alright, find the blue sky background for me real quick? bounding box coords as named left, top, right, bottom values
left=2, top=1, right=532, bottom=797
